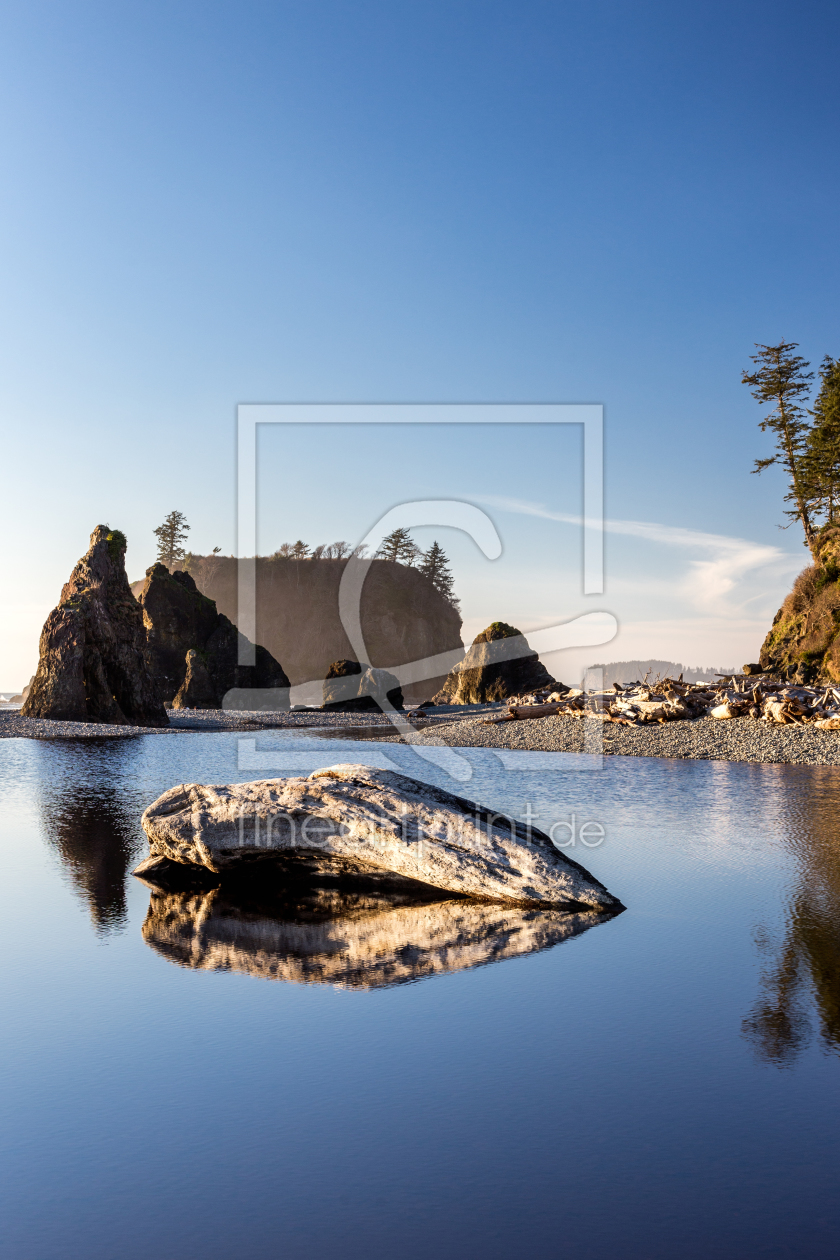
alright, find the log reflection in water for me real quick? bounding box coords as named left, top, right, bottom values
left=140, top=882, right=619, bottom=989
left=743, top=770, right=840, bottom=1065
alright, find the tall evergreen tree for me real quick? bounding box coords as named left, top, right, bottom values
left=419, top=540, right=459, bottom=609
left=377, top=527, right=420, bottom=565
left=743, top=341, right=816, bottom=552
left=804, top=356, right=840, bottom=527
left=153, top=510, right=190, bottom=569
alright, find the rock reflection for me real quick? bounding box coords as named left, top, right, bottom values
left=140, top=882, right=618, bottom=989
left=743, top=769, right=840, bottom=1065
left=41, top=791, right=140, bottom=932
left=34, top=743, right=146, bottom=934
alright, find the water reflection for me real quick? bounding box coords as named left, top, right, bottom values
left=743, top=768, right=840, bottom=1065
left=33, top=742, right=146, bottom=934
left=140, top=882, right=618, bottom=989
left=42, top=791, right=141, bottom=932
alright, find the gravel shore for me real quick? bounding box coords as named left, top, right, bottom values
left=0, top=706, right=481, bottom=741
left=407, top=713, right=840, bottom=766
left=4, top=704, right=839, bottom=765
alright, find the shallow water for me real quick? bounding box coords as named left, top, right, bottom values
left=1, top=731, right=839, bottom=1259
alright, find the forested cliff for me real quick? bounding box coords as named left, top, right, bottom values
left=138, top=553, right=464, bottom=703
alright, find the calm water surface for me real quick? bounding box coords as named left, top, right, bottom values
left=1, top=731, right=839, bottom=1259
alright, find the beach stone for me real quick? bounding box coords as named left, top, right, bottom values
left=139, top=884, right=618, bottom=988
left=136, top=763, right=623, bottom=910
left=322, top=659, right=403, bottom=711
left=432, top=621, right=555, bottom=704
left=22, top=526, right=168, bottom=726
left=138, top=563, right=290, bottom=709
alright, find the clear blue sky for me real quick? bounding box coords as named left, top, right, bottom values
left=2, top=1, right=839, bottom=685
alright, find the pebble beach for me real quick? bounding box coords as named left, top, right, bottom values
left=409, top=711, right=840, bottom=766
left=3, top=703, right=840, bottom=765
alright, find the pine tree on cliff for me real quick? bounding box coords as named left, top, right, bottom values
left=377, top=527, right=420, bottom=565
left=153, top=511, right=190, bottom=569
left=804, top=356, right=840, bottom=526
left=743, top=342, right=816, bottom=552
left=419, top=540, right=460, bottom=610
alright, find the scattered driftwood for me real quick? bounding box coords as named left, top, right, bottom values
left=484, top=673, right=840, bottom=730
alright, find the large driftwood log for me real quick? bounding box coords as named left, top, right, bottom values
left=136, top=764, right=624, bottom=911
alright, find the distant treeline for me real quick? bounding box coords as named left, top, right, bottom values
left=151, top=514, right=461, bottom=611
left=583, top=660, right=737, bottom=688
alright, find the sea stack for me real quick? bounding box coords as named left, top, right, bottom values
left=137, top=563, right=290, bottom=709
left=22, top=526, right=168, bottom=726
left=432, top=621, right=555, bottom=704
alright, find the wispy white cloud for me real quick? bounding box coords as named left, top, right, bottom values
left=473, top=494, right=803, bottom=611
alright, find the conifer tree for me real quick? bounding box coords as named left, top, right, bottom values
left=153, top=510, right=190, bottom=569
left=377, top=527, right=420, bottom=565
left=419, top=540, right=460, bottom=609
left=805, top=356, right=840, bottom=526
left=743, top=342, right=816, bottom=552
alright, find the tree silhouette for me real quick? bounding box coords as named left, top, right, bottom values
left=419, top=540, right=459, bottom=609
left=805, top=356, right=840, bottom=527
left=744, top=342, right=816, bottom=551
left=153, top=510, right=190, bottom=569
left=377, top=527, right=420, bottom=565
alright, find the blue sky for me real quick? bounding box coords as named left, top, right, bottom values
left=2, top=1, right=839, bottom=685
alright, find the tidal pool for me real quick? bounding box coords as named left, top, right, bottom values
left=1, top=731, right=838, bottom=1258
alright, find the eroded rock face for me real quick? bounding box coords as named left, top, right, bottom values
left=136, top=763, right=623, bottom=910
left=322, top=659, right=404, bottom=711
left=139, top=884, right=618, bottom=989
left=175, top=553, right=464, bottom=703
left=432, top=621, right=555, bottom=704
left=22, top=527, right=168, bottom=726
left=138, top=563, right=290, bottom=708
left=760, top=532, right=840, bottom=683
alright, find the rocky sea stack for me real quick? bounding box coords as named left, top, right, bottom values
left=172, top=553, right=463, bottom=703
left=760, top=527, right=840, bottom=683
left=138, top=563, right=290, bottom=709
left=22, top=526, right=168, bottom=726
left=322, top=659, right=404, bottom=711
left=432, top=621, right=555, bottom=704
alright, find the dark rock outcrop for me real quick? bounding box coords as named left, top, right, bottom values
left=760, top=528, right=840, bottom=683
left=173, top=554, right=464, bottom=703
left=137, top=563, right=290, bottom=709
left=432, top=621, right=555, bottom=704
left=23, top=526, right=168, bottom=726
left=322, top=659, right=404, bottom=711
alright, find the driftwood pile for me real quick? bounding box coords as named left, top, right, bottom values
left=488, top=675, right=840, bottom=730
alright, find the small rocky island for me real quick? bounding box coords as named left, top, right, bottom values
left=138, top=561, right=289, bottom=709
left=433, top=621, right=556, bottom=703
left=22, top=526, right=168, bottom=726
left=21, top=526, right=291, bottom=724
